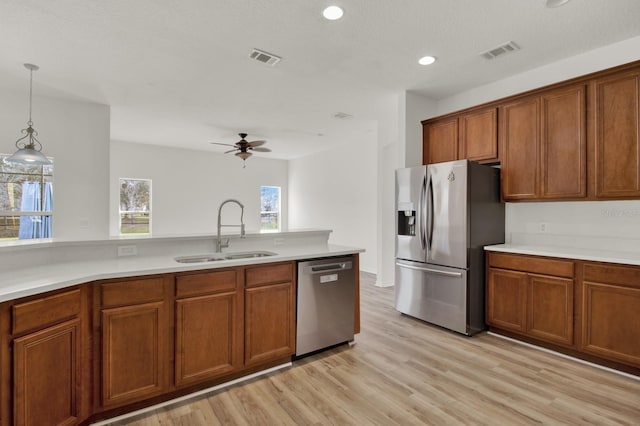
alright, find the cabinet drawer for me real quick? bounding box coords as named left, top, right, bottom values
left=245, top=262, right=294, bottom=288
left=12, top=289, right=81, bottom=335
left=583, top=263, right=640, bottom=288
left=176, top=269, right=238, bottom=298
left=101, top=277, right=166, bottom=307
left=488, top=253, right=574, bottom=278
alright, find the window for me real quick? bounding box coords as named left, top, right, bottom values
left=119, top=178, right=151, bottom=235
left=0, top=155, right=53, bottom=240
left=260, top=186, right=281, bottom=232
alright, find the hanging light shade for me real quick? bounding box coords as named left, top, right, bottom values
left=6, top=63, right=51, bottom=166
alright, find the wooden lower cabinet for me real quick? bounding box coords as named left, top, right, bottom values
left=0, top=286, right=90, bottom=426
left=175, top=269, right=243, bottom=387
left=486, top=253, right=575, bottom=347
left=487, top=268, right=574, bottom=345
left=98, top=276, right=172, bottom=409
left=527, top=274, right=574, bottom=346
left=488, top=252, right=640, bottom=372
left=13, top=319, right=81, bottom=426
left=486, top=268, right=527, bottom=333
left=580, top=263, right=640, bottom=366
left=244, top=263, right=296, bottom=367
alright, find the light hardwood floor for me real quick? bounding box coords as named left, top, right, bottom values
left=112, top=272, right=640, bottom=425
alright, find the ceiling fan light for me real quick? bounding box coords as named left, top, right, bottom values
left=235, top=151, right=252, bottom=160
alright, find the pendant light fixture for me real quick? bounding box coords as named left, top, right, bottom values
left=6, top=63, right=51, bottom=165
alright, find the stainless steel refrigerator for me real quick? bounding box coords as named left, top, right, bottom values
left=395, top=159, right=504, bottom=335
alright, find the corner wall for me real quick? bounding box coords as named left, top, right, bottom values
left=288, top=138, right=377, bottom=274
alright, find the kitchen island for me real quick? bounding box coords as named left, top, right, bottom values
left=484, top=243, right=640, bottom=376
left=0, top=230, right=363, bottom=426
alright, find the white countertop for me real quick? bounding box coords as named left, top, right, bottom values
left=0, top=234, right=363, bottom=303
left=485, top=244, right=640, bottom=266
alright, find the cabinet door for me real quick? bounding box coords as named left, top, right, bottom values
left=581, top=281, right=640, bottom=366
left=175, top=291, right=243, bottom=387
left=423, top=118, right=458, bottom=165
left=594, top=70, right=640, bottom=198
left=540, top=85, right=587, bottom=199
left=500, top=97, right=540, bottom=200
left=459, top=107, right=498, bottom=163
left=13, top=319, right=81, bottom=426
left=486, top=268, right=527, bottom=333
left=527, top=274, right=574, bottom=346
left=245, top=282, right=295, bottom=367
left=101, top=301, right=169, bottom=408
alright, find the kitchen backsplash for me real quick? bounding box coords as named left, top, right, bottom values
left=506, top=200, right=640, bottom=253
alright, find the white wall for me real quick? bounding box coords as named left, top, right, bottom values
left=432, top=35, right=640, bottom=251
left=506, top=201, right=640, bottom=252
left=288, top=139, right=377, bottom=274
left=110, top=141, right=288, bottom=236
left=402, top=91, right=437, bottom=168
left=0, top=91, right=110, bottom=240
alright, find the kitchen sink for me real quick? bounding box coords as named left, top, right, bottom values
left=223, top=251, right=277, bottom=259
left=175, top=251, right=277, bottom=263
left=175, top=254, right=226, bottom=263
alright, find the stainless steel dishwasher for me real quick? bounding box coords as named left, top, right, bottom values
left=296, top=256, right=355, bottom=357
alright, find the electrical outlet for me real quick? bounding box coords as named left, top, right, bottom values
left=117, top=245, right=137, bottom=256
left=540, top=222, right=548, bottom=233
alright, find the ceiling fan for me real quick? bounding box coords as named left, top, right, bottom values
left=211, top=133, right=271, bottom=166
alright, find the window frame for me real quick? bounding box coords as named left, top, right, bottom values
left=119, top=178, right=152, bottom=236
left=260, top=185, right=281, bottom=233
left=0, top=154, right=54, bottom=240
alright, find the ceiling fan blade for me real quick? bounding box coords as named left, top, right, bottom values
left=251, top=147, right=271, bottom=152
left=224, top=148, right=238, bottom=154
left=247, top=140, right=266, bottom=147
left=211, top=142, right=237, bottom=147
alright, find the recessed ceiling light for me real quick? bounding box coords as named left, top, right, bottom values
left=323, top=5, right=344, bottom=20
left=546, top=0, right=570, bottom=7
left=418, top=56, right=436, bottom=66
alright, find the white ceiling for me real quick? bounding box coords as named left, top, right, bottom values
left=1, top=0, right=640, bottom=159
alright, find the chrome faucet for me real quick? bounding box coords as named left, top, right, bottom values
left=216, top=199, right=245, bottom=252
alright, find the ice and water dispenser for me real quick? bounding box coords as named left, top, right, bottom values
left=397, top=202, right=416, bottom=236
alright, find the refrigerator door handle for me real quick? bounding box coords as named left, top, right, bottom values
left=426, top=175, right=434, bottom=250
left=418, top=175, right=427, bottom=250
left=395, top=261, right=463, bottom=277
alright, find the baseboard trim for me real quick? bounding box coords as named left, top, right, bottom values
left=488, top=332, right=639, bottom=381
left=90, top=362, right=293, bottom=425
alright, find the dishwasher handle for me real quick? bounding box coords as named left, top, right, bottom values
left=303, top=261, right=353, bottom=274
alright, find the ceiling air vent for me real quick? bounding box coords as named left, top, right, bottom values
left=333, top=112, right=353, bottom=120
left=249, top=48, right=281, bottom=66
left=480, top=41, right=520, bottom=60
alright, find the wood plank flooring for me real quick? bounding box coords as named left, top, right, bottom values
left=110, top=272, right=640, bottom=425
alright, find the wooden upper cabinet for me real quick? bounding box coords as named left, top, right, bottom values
left=500, top=97, right=540, bottom=200
left=540, top=85, right=587, bottom=199
left=500, top=85, right=587, bottom=201
left=459, top=107, right=498, bottom=163
left=594, top=69, right=640, bottom=198
left=423, top=118, right=458, bottom=165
